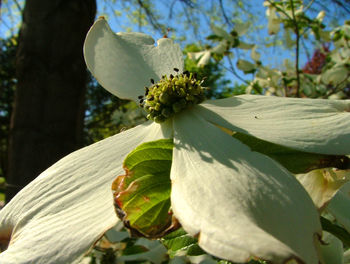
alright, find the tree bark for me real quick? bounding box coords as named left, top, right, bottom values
left=6, top=0, right=96, bottom=202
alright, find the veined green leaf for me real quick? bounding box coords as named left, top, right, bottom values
left=162, top=228, right=266, bottom=263
left=112, top=139, right=174, bottom=238
left=233, top=132, right=349, bottom=174
left=161, top=228, right=205, bottom=257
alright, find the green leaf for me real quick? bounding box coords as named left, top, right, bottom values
left=206, top=34, right=223, bottom=41
left=0, top=177, right=5, bottom=194
left=122, top=245, right=149, bottom=255
left=321, top=216, right=350, bottom=247
left=233, top=132, right=349, bottom=174
left=161, top=228, right=205, bottom=257
left=319, top=231, right=344, bottom=264
left=112, top=139, right=174, bottom=238
left=162, top=228, right=269, bottom=262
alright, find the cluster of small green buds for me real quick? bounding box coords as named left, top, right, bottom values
left=138, top=68, right=206, bottom=123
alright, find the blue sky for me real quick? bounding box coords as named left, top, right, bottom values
left=0, top=0, right=348, bottom=86
left=94, top=0, right=349, bottom=85
left=95, top=0, right=294, bottom=85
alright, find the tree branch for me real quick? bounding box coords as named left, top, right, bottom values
left=219, top=0, right=233, bottom=27
left=290, top=0, right=301, bottom=97
left=323, top=73, right=350, bottom=98
left=224, top=56, right=247, bottom=83
left=13, top=0, right=22, bottom=12
left=136, top=0, right=163, bottom=32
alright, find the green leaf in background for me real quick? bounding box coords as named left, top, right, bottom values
left=0, top=177, right=5, bottom=203
left=122, top=245, right=149, bottom=256
left=118, top=238, right=168, bottom=264
left=162, top=228, right=270, bottom=263
left=112, top=139, right=174, bottom=238
left=161, top=228, right=205, bottom=258
left=233, top=132, right=349, bottom=174
left=321, top=216, right=350, bottom=247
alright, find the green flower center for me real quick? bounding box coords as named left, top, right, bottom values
left=139, top=69, right=206, bottom=123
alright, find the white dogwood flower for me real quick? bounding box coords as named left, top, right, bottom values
left=0, top=17, right=350, bottom=264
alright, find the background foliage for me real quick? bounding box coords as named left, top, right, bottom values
left=0, top=0, right=349, bottom=262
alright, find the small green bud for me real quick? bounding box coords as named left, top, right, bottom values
left=154, top=115, right=165, bottom=123
left=172, top=102, right=183, bottom=113
left=161, top=108, right=171, bottom=118
left=159, top=92, right=170, bottom=104
left=155, top=103, right=161, bottom=111
left=141, top=69, right=206, bottom=122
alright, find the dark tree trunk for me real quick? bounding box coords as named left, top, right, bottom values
left=6, top=0, right=96, bottom=202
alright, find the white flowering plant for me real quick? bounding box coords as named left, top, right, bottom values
left=0, top=16, right=350, bottom=264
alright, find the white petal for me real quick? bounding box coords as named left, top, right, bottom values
left=171, top=110, right=321, bottom=263
left=188, top=51, right=207, bottom=61
left=296, top=169, right=349, bottom=210
left=266, top=7, right=280, bottom=35
left=236, top=59, right=256, bottom=73
left=326, top=181, right=350, bottom=233
left=84, top=18, right=184, bottom=101
left=0, top=121, right=171, bottom=264
left=211, top=26, right=233, bottom=42
left=195, top=95, right=350, bottom=155
left=234, top=22, right=250, bottom=36
left=188, top=50, right=211, bottom=67
left=197, top=51, right=211, bottom=67
left=211, top=41, right=228, bottom=54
